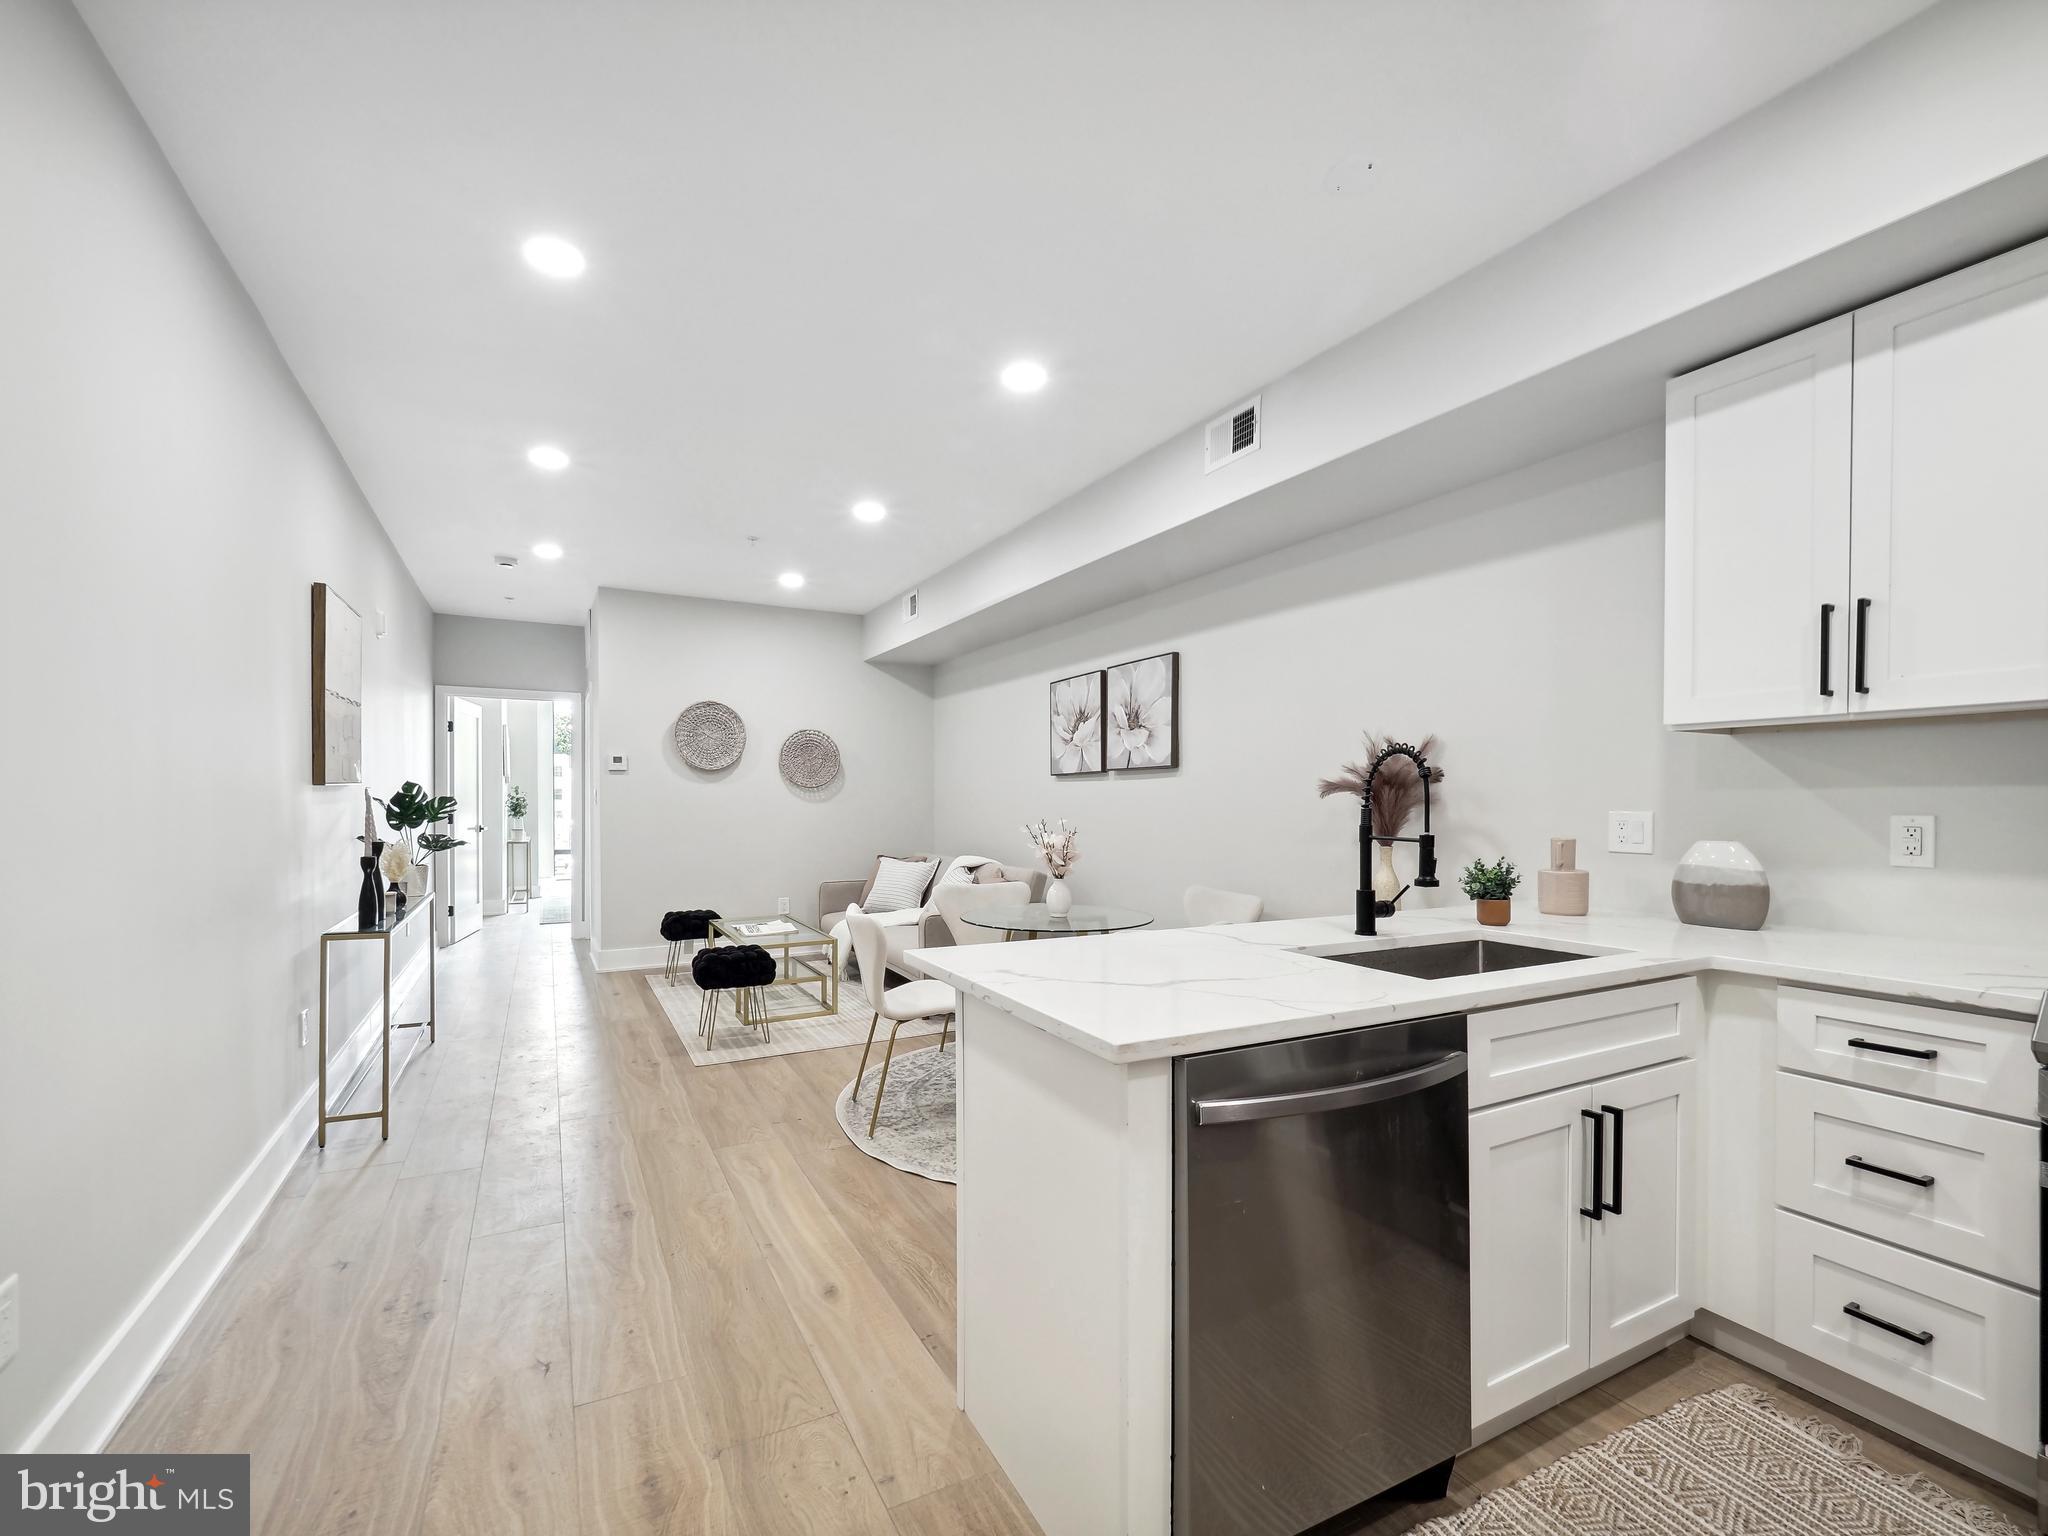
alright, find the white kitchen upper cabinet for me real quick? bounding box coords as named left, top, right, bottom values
left=1587, top=1060, right=1696, bottom=1368
left=1664, top=317, right=1852, bottom=727
left=1849, top=238, right=2048, bottom=715
left=1469, top=1084, right=1590, bottom=1428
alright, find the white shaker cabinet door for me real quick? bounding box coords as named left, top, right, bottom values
left=1664, top=317, right=1852, bottom=726
left=1469, top=1084, right=1591, bottom=1428
left=1850, top=236, right=2048, bottom=715
left=1587, top=1060, right=1697, bottom=1368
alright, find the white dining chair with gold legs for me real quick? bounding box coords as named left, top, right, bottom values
left=846, top=911, right=956, bottom=1137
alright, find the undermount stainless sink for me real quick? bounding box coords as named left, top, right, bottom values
left=1324, top=938, right=1599, bottom=980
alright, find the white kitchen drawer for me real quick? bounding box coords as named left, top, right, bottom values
left=1772, top=1211, right=2037, bottom=1453
left=1467, top=979, right=1698, bottom=1107
left=1777, top=986, right=2035, bottom=1121
left=1774, top=1074, right=2037, bottom=1288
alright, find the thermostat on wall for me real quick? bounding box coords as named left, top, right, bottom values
left=607, top=752, right=629, bottom=773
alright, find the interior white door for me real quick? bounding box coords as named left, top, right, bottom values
left=1663, top=316, right=1852, bottom=726
left=447, top=697, right=483, bottom=944
left=1588, top=1059, right=1696, bottom=1367
left=1850, top=235, right=2048, bottom=714
left=1469, top=1083, right=1591, bottom=1428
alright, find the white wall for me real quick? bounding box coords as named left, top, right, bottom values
left=503, top=698, right=548, bottom=885
left=933, top=427, right=2048, bottom=948
left=470, top=697, right=509, bottom=913
left=434, top=613, right=586, bottom=694
left=0, top=0, right=433, bottom=1452
left=589, top=588, right=934, bottom=965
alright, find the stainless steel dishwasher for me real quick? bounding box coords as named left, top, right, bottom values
left=1174, top=1014, right=1470, bottom=1536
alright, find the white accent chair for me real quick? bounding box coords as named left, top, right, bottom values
left=819, top=858, right=1047, bottom=982
left=1184, top=884, right=1265, bottom=926
left=846, top=912, right=958, bottom=1137
left=933, top=880, right=1033, bottom=944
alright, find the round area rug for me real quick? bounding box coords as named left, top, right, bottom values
left=835, top=1044, right=955, bottom=1183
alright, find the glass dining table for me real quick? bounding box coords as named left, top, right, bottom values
left=956, top=902, right=1154, bottom=941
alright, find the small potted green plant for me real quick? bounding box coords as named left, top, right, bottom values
left=1460, top=856, right=1520, bottom=927
left=506, top=785, right=529, bottom=841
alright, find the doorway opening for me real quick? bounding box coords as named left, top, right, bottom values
left=435, top=686, right=585, bottom=945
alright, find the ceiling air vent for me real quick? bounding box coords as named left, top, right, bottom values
left=1204, top=394, right=1261, bottom=473
left=902, top=589, right=919, bottom=622
left=493, top=553, right=519, bottom=569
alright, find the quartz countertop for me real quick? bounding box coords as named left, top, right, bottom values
left=906, top=908, right=2048, bottom=1064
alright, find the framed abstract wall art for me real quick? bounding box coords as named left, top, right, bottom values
left=311, top=582, right=364, bottom=785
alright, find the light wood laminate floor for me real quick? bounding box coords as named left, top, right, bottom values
left=112, top=907, right=2032, bottom=1535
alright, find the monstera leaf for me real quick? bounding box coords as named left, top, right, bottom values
left=382, top=781, right=460, bottom=832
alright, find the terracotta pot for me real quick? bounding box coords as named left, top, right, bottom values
left=1475, top=898, right=1511, bottom=927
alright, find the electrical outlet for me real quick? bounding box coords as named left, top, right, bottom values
left=776, top=896, right=790, bottom=915
left=0, top=1273, right=19, bottom=1373
left=1890, top=814, right=1937, bottom=868
left=1607, top=811, right=1655, bottom=855
left=299, top=1008, right=309, bottom=1048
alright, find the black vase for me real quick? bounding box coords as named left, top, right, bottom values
left=358, top=841, right=384, bottom=929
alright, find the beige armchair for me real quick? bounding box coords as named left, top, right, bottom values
left=819, top=857, right=1047, bottom=982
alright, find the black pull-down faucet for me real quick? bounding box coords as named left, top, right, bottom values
left=1356, top=740, right=1439, bottom=935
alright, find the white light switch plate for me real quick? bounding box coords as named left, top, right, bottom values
left=1607, top=811, right=1654, bottom=855
left=777, top=896, right=790, bottom=915
left=1890, top=814, right=1936, bottom=868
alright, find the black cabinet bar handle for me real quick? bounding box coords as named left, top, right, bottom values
left=1845, top=1155, right=1935, bottom=1188
left=1579, top=1108, right=1604, bottom=1222
left=1846, top=1036, right=1938, bottom=1061
left=1854, top=597, right=1871, bottom=694
left=1819, top=602, right=1835, bottom=697
left=1843, top=1301, right=1933, bottom=1346
left=1601, top=1104, right=1625, bottom=1215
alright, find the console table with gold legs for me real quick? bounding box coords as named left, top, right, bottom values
left=317, top=886, right=436, bottom=1146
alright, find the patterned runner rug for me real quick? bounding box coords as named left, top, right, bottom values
left=1420, top=1383, right=2022, bottom=1535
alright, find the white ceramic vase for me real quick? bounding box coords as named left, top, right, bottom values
left=1045, top=876, right=1074, bottom=916
left=1373, top=842, right=1404, bottom=911
left=1671, top=840, right=1770, bottom=930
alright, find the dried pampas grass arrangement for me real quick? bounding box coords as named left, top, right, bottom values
left=1318, top=733, right=1446, bottom=844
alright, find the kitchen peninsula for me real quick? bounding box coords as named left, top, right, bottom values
left=910, top=911, right=2048, bottom=1536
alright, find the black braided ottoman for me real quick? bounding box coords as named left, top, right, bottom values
left=690, top=942, right=776, bottom=1048
left=660, top=909, right=720, bottom=983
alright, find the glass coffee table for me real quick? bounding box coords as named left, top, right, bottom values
left=957, top=903, right=1154, bottom=941
left=709, top=915, right=840, bottom=1024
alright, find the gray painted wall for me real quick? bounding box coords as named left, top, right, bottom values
left=435, top=614, right=587, bottom=695
left=590, top=588, right=933, bottom=963
left=0, top=0, right=434, bottom=1451
left=933, top=427, right=2048, bottom=947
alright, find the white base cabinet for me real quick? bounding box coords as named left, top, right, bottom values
left=1470, top=1058, right=1696, bottom=1428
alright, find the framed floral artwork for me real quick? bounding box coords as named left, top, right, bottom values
left=1049, top=669, right=1105, bottom=776
left=1107, top=651, right=1178, bottom=770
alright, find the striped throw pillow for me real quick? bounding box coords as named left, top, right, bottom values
left=864, top=856, right=937, bottom=914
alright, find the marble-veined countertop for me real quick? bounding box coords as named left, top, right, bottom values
left=907, top=908, right=2048, bottom=1063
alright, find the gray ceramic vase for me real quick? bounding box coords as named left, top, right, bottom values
left=1671, top=840, right=1769, bottom=930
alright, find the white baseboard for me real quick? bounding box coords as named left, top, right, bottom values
left=16, top=950, right=429, bottom=1454
left=592, top=942, right=665, bottom=973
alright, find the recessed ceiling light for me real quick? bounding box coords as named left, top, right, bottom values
left=531, top=541, right=564, bottom=560
left=521, top=234, right=586, bottom=279
left=526, top=443, right=570, bottom=472
left=999, top=358, right=1049, bottom=394
left=851, top=499, right=887, bottom=524
left=777, top=571, right=805, bottom=590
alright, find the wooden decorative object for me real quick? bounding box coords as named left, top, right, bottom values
left=1537, top=837, right=1590, bottom=916
left=674, top=700, right=746, bottom=770
left=310, top=582, right=363, bottom=785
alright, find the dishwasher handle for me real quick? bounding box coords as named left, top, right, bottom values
left=1192, top=1051, right=1468, bottom=1126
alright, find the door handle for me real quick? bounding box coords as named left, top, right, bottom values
left=1579, top=1108, right=1604, bottom=1222
left=1819, top=602, right=1835, bottom=697
left=1846, top=1036, right=1937, bottom=1062
left=1843, top=1301, right=1932, bottom=1346
left=1600, top=1104, right=1624, bottom=1215
left=1191, top=1051, right=1467, bottom=1126
left=1853, top=597, right=1871, bottom=695
left=1845, top=1155, right=1934, bottom=1188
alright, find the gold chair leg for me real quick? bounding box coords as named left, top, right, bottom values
left=705, top=990, right=719, bottom=1051
left=868, top=1019, right=906, bottom=1138
left=851, top=1009, right=881, bottom=1101
left=939, top=1013, right=951, bottom=1052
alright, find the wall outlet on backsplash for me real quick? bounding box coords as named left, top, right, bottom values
left=1607, top=811, right=1654, bottom=855
left=1890, top=814, right=1937, bottom=868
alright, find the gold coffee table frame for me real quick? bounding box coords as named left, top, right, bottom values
left=707, top=915, right=841, bottom=1030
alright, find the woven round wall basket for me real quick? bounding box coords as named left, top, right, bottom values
left=674, top=700, right=746, bottom=770
left=778, top=728, right=842, bottom=789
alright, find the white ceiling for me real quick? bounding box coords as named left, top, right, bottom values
left=80, top=0, right=1928, bottom=625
